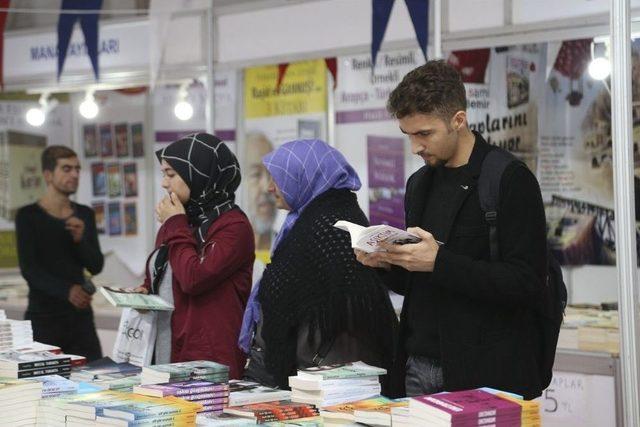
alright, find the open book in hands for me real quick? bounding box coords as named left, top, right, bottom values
left=99, top=286, right=174, bottom=311
left=334, top=220, right=421, bottom=253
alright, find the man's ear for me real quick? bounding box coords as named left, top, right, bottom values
left=43, top=169, right=53, bottom=185
left=452, top=110, right=467, bottom=130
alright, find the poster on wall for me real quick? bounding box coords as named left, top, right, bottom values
left=0, top=98, right=72, bottom=268
left=334, top=49, right=425, bottom=224
left=539, top=39, right=640, bottom=265
left=152, top=71, right=238, bottom=236
left=243, top=59, right=328, bottom=260
left=76, top=90, right=150, bottom=276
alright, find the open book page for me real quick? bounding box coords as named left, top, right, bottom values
left=99, top=287, right=174, bottom=311
left=333, top=220, right=420, bottom=253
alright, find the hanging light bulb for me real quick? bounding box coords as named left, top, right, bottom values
left=588, top=57, right=611, bottom=80
left=79, top=90, right=99, bottom=119
left=25, top=93, right=57, bottom=127
left=174, top=82, right=193, bottom=121
left=25, top=107, right=46, bottom=127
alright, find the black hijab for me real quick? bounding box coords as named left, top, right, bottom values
left=151, top=133, right=241, bottom=293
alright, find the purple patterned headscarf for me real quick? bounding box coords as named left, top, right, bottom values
left=238, top=139, right=361, bottom=353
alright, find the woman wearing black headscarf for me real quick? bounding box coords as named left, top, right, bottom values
left=138, top=133, right=254, bottom=378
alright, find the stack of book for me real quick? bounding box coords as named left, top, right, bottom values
left=228, top=379, right=291, bottom=406
left=496, top=393, right=541, bottom=426
left=0, top=350, right=71, bottom=379
left=38, top=390, right=202, bottom=426
left=141, top=360, right=229, bottom=385
left=0, top=377, right=43, bottom=426
left=409, top=389, right=522, bottom=426
left=134, top=380, right=230, bottom=415
left=34, top=374, right=79, bottom=398
left=70, top=357, right=141, bottom=392
left=321, top=396, right=409, bottom=426
left=0, top=319, right=33, bottom=350
left=391, top=406, right=410, bottom=427
left=223, top=401, right=320, bottom=424
left=288, top=362, right=385, bottom=407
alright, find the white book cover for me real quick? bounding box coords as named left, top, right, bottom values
left=333, top=220, right=421, bottom=253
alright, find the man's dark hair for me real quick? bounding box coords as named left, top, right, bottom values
left=41, top=145, right=77, bottom=172
left=387, top=59, right=467, bottom=120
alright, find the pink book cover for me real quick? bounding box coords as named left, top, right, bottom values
left=412, top=390, right=521, bottom=421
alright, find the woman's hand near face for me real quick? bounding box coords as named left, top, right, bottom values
left=156, top=192, right=186, bottom=223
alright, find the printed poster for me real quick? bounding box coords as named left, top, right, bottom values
left=243, top=60, right=328, bottom=260
left=334, top=49, right=425, bottom=224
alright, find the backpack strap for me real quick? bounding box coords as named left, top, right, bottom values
left=478, top=148, right=521, bottom=261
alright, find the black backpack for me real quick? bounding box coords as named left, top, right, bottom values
left=478, top=147, right=567, bottom=390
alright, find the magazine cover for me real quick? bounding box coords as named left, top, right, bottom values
left=91, top=163, right=106, bottom=197
left=107, top=163, right=122, bottom=197
left=123, top=163, right=138, bottom=197
left=131, top=123, right=144, bottom=158
left=114, top=123, right=130, bottom=158
left=92, top=202, right=106, bottom=234
left=108, top=202, right=122, bottom=236
left=99, top=124, right=113, bottom=157
left=83, top=124, right=98, bottom=158
left=124, top=202, right=137, bottom=236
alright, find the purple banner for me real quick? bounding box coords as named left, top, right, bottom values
left=367, top=135, right=405, bottom=229
left=215, top=129, right=237, bottom=142
left=155, top=129, right=236, bottom=143
left=335, top=108, right=392, bottom=124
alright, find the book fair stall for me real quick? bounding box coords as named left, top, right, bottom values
left=0, top=0, right=638, bottom=426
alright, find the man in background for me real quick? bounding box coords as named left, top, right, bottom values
left=16, top=145, right=104, bottom=361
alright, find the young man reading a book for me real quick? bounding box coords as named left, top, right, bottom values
left=355, top=60, right=548, bottom=399
left=16, top=146, right=104, bottom=361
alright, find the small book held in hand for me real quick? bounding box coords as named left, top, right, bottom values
left=334, top=220, right=421, bottom=253
left=99, top=286, right=174, bottom=311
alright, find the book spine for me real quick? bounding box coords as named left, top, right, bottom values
left=173, top=385, right=229, bottom=396
left=12, top=357, right=71, bottom=371
left=17, top=365, right=72, bottom=378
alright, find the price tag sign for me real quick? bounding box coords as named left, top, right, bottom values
left=536, top=371, right=616, bottom=426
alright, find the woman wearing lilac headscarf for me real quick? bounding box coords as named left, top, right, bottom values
left=240, top=139, right=397, bottom=390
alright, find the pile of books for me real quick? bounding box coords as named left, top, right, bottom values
left=228, top=379, right=291, bottom=406
left=38, top=390, right=201, bottom=426
left=495, top=392, right=541, bottom=426
left=70, top=357, right=141, bottom=392
left=0, top=377, right=43, bottom=426
left=288, top=361, right=386, bottom=407
left=320, top=396, right=408, bottom=426
left=558, top=305, right=619, bottom=354
left=223, top=401, right=320, bottom=424
left=141, top=360, right=229, bottom=385
left=35, top=374, right=79, bottom=398
left=409, top=389, right=530, bottom=426
left=0, top=319, right=33, bottom=350
left=0, top=350, right=71, bottom=379
left=134, top=380, right=230, bottom=415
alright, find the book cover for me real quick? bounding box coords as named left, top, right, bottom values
left=411, top=390, right=521, bottom=422
left=131, top=123, right=144, bottom=158
left=124, top=202, right=137, bottom=236
left=143, top=361, right=229, bottom=376
left=101, top=396, right=201, bottom=421
left=99, top=124, right=114, bottom=158
left=100, top=286, right=174, bottom=311
left=123, top=163, right=138, bottom=197
left=114, top=123, right=130, bottom=158
left=92, top=202, right=106, bottom=235
left=108, top=202, right=122, bottom=236
left=84, top=124, right=98, bottom=158
left=333, top=220, right=422, bottom=253
left=107, top=163, right=122, bottom=197
left=297, top=361, right=386, bottom=380
left=134, top=380, right=229, bottom=397
left=228, top=379, right=291, bottom=406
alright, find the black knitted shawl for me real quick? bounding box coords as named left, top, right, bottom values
left=258, top=189, right=397, bottom=387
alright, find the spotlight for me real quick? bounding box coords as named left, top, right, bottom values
left=588, top=57, right=611, bottom=80
left=174, top=101, right=194, bottom=121
left=25, top=93, right=58, bottom=127
left=25, top=107, right=45, bottom=127
left=79, top=90, right=99, bottom=119
left=174, top=82, right=193, bottom=121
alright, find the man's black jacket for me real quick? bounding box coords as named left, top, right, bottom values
left=385, top=132, right=548, bottom=400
